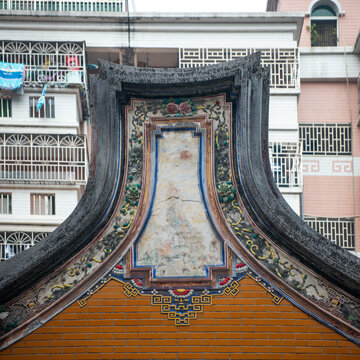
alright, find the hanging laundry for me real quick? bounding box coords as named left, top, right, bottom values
left=37, top=83, right=47, bottom=112
left=0, top=62, right=25, bottom=90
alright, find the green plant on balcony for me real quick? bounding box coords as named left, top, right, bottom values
left=306, top=23, right=320, bottom=45
left=307, top=22, right=337, bottom=47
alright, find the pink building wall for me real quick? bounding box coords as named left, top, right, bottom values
left=298, top=82, right=360, bottom=155
left=299, top=81, right=360, bottom=251
left=274, top=1, right=360, bottom=252
left=279, top=0, right=360, bottom=46
left=303, top=176, right=359, bottom=217
left=303, top=176, right=360, bottom=251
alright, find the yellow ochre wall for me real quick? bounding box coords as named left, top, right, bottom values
left=1, top=277, right=359, bottom=359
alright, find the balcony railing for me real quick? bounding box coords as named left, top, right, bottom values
left=0, top=231, right=50, bottom=261
left=304, top=217, right=355, bottom=250
left=0, top=0, right=124, bottom=12
left=299, top=123, right=352, bottom=156
left=179, top=48, right=300, bottom=89
left=0, top=133, right=88, bottom=183
left=0, top=41, right=86, bottom=88
left=269, top=142, right=302, bottom=188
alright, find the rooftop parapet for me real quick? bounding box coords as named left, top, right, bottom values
left=0, top=0, right=124, bottom=13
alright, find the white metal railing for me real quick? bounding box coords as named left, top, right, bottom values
left=0, top=0, right=124, bottom=12
left=0, top=231, right=50, bottom=261
left=0, top=133, right=88, bottom=183
left=179, top=48, right=300, bottom=89
left=304, top=217, right=355, bottom=250
left=269, top=142, right=303, bottom=188
left=299, top=124, right=352, bottom=155
left=0, top=41, right=86, bottom=88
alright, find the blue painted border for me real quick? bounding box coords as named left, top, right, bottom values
left=133, top=125, right=225, bottom=279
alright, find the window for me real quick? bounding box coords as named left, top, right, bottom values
left=0, top=193, right=12, bottom=214
left=305, top=217, right=355, bottom=250
left=299, top=124, right=351, bottom=155
left=310, top=5, right=338, bottom=46
left=30, top=193, right=55, bottom=215
left=0, top=97, right=12, bottom=117
left=29, top=96, right=55, bottom=118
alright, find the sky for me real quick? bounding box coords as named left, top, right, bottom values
left=129, top=0, right=268, bottom=13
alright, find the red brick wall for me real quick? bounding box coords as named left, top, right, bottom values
left=1, top=277, right=359, bottom=359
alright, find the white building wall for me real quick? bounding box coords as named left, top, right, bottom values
left=268, top=95, right=299, bottom=143
left=0, top=16, right=301, bottom=49
left=0, top=188, right=78, bottom=227
left=0, top=91, right=80, bottom=133
left=282, top=193, right=301, bottom=216
left=269, top=95, right=298, bottom=130
left=300, top=50, right=360, bottom=79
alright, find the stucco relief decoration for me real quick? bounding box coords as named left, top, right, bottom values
left=302, top=160, right=320, bottom=173
left=0, top=94, right=359, bottom=337
left=332, top=160, right=353, bottom=173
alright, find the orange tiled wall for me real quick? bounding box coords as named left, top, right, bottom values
left=1, top=277, right=359, bottom=360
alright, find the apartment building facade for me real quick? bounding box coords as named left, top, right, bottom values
left=268, top=0, right=360, bottom=256
left=0, top=39, right=89, bottom=260
left=1, top=0, right=358, bottom=258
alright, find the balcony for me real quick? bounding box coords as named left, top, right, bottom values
left=179, top=48, right=300, bottom=90
left=0, top=41, right=86, bottom=88
left=0, top=0, right=124, bottom=12
left=0, top=133, right=88, bottom=184
left=269, top=142, right=302, bottom=189
left=0, top=231, right=50, bottom=261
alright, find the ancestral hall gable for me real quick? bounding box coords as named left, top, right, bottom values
left=0, top=55, right=359, bottom=353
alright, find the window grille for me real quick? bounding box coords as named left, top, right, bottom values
left=0, top=193, right=12, bottom=214
left=179, top=48, right=299, bottom=89
left=0, top=98, right=12, bottom=117
left=0, top=232, right=49, bottom=261
left=304, top=216, right=355, bottom=250
left=311, top=20, right=337, bottom=46
left=29, top=96, right=55, bottom=118
left=310, top=5, right=337, bottom=47
left=269, top=142, right=302, bottom=188
left=30, top=193, right=55, bottom=215
left=299, top=124, right=351, bottom=155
